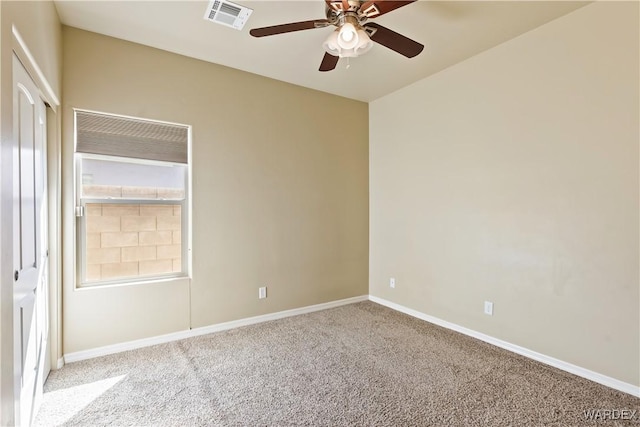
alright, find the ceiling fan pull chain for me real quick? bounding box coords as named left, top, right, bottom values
left=346, top=57, right=351, bottom=69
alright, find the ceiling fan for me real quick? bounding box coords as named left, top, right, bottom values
left=249, top=0, right=424, bottom=72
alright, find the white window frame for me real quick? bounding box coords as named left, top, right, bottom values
left=73, top=109, right=191, bottom=288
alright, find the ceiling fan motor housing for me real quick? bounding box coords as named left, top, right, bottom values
left=327, top=0, right=379, bottom=16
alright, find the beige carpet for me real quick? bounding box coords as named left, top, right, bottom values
left=35, top=302, right=639, bottom=426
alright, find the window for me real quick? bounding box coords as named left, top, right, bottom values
left=75, top=110, right=190, bottom=286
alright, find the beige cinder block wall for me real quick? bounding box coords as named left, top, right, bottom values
left=0, top=1, right=62, bottom=423
left=370, top=2, right=639, bottom=386
left=61, top=27, right=368, bottom=353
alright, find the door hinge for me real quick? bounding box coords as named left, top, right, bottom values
left=75, top=206, right=84, bottom=217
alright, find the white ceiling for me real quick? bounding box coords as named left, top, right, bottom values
left=54, top=1, right=588, bottom=102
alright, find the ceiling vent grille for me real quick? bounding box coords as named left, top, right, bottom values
left=204, top=0, right=253, bottom=30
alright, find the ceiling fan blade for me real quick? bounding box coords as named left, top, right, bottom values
left=359, top=1, right=416, bottom=18
left=319, top=53, right=339, bottom=72
left=325, top=0, right=352, bottom=12
left=365, top=23, right=424, bottom=58
left=249, top=20, right=329, bottom=37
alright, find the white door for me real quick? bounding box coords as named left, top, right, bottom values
left=12, top=54, right=49, bottom=427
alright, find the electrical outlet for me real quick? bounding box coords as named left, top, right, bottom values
left=484, top=301, right=493, bottom=316
left=390, top=277, right=396, bottom=288
left=258, top=286, right=267, bottom=299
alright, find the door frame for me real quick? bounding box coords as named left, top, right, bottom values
left=1, top=25, right=61, bottom=425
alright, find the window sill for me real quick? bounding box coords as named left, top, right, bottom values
left=75, top=274, right=189, bottom=291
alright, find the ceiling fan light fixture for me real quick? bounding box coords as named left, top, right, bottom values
left=323, top=25, right=372, bottom=58
left=322, top=30, right=341, bottom=56
left=354, top=28, right=373, bottom=55
left=337, top=22, right=359, bottom=49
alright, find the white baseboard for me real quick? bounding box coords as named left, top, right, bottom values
left=61, top=293, right=640, bottom=398
left=56, top=357, right=64, bottom=370
left=369, top=295, right=640, bottom=398
left=186, top=295, right=369, bottom=339
left=64, top=295, right=369, bottom=364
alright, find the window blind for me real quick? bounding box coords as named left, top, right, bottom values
left=75, top=110, right=188, bottom=164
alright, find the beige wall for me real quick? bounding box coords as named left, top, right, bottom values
left=370, top=2, right=639, bottom=386
left=61, top=27, right=369, bottom=353
left=0, top=1, right=62, bottom=424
